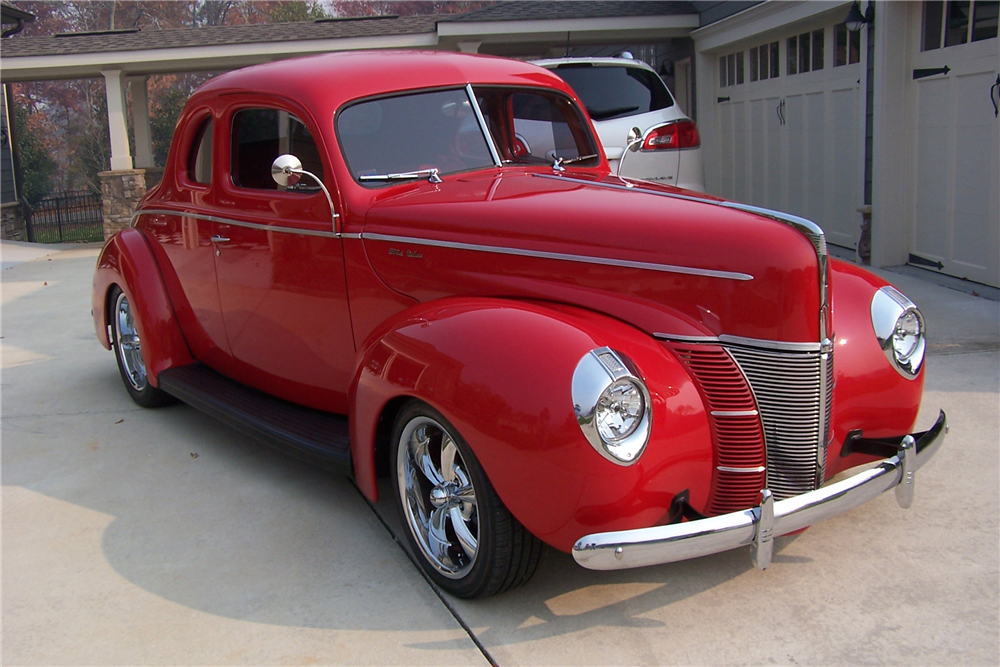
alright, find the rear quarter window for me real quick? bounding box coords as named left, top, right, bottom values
left=553, top=65, right=674, bottom=121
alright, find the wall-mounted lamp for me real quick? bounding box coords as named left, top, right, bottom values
left=845, top=1, right=874, bottom=32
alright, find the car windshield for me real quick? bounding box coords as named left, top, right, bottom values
left=338, top=88, right=495, bottom=184
left=338, top=86, right=599, bottom=184
left=551, top=64, right=674, bottom=121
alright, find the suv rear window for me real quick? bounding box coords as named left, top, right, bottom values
left=552, top=64, right=674, bottom=121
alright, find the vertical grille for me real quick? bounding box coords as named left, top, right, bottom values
left=670, top=345, right=766, bottom=514
left=726, top=344, right=833, bottom=500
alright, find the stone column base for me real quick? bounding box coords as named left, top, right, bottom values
left=1, top=203, right=27, bottom=241
left=99, top=168, right=164, bottom=240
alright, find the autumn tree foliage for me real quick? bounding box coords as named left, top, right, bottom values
left=9, top=1, right=330, bottom=196
left=9, top=0, right=493, bottom=198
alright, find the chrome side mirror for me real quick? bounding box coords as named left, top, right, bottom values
left=271, top=154, right=303, bottom=188
left=616, top=127, right=643, bottom=178
left=270, top=154, right=341, bottom=235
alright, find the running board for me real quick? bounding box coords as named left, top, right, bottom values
left=157, top=363, right=351, bottom=472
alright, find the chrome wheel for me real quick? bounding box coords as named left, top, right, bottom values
left=396, top=415, right=479, bottom=579
left=114, top=290, right=147, bottom=391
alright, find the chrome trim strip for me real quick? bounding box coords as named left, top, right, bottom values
left=467, top=83, right=502, bottom=167
left=717, top=465, right=767, bottom=474
left=573, top=411, right=946, bottom=571
left=719, top=334, right=823, bottom=353
left=363, top=233, right=754, bottom=281
left=653, top=333, right=720, bottom=344
left=711, top=410, right=759, bottom=417
left=654, top=332, right=822, bottom=353
left=131, top=209, right=359, bottom=240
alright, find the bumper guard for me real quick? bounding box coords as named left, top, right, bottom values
left=572, top=410, right=947, bottom=571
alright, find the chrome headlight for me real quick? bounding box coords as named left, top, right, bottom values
left=572, top=347, right=652, bottom=465
left=871, top=286, right=926, bottom=379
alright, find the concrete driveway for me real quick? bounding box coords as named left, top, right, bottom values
left=3, top=242, right=998, bottom=665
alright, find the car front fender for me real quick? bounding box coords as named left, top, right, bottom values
left=93, top=228, right=194, bottom=387
left=825, top=260, right=926, bottom=477
left=350, top=297, right=713, bottom=552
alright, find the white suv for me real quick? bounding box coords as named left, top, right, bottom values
left=533, top=56, right=705, bottom=192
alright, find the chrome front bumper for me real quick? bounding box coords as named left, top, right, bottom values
left=572, top=410, right=947, bottom=571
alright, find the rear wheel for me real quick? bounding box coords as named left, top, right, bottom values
left=110, top=286, right=173, bottom=408
left=391, top=401, right=541, bottom=598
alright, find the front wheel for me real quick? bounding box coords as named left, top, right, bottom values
left=110, top=286, right=173, bottom=408
left=391, top=401, right=541, bottom=598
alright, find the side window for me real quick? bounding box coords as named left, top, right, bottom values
left=231, top=108, right=324, bottom=191
left=188, top=118, right=213, bottom=185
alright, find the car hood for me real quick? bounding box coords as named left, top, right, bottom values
left=362, top=170, right=823, bottom=343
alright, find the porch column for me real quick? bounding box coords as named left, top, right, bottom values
left=101, top=69, right=133, bottom=171
left=131, top=75, right=154, bottom=169
left=457, top=42, right=482, bottom=53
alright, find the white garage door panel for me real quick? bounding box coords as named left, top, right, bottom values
left=951, top=72, right=997, bottom=275
left=732, top=101, right=747, bottom=204
left=786, top=95, right=806, bottom=216
left=713, top=23, right=863, bottom=252
left=826, top=87, right=860, bottom=249
left=912, top=36, right=999, bottom=287
left=914, top=77, right=951, bottom=257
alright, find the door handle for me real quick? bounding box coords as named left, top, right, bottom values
left=210, top=235, right=230, bottom=243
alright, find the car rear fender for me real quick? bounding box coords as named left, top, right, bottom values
left=93, top=228, right=194, bottom=387
left=349, top=297, right=712, bottom=552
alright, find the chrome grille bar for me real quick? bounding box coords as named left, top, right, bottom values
left=725, top=343, right=833, bottom=499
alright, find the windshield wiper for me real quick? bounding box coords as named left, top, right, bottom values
left=552, top=154, right=599, bottom=171
left=359, top=168, right=442, bottom=184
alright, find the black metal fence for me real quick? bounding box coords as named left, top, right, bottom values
left=26, top=190, right=104, bottom=243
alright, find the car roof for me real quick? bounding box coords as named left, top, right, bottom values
left=532, top=57, right=657, bottom=72
left=194, top=50, right=577, bottom=114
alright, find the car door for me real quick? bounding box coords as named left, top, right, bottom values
left=212, top=102, right=355, bottom=414
left=143, top=109, right=232, bottom=368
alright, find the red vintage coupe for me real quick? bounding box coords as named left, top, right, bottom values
left=93, top=51, right=945, bottom=598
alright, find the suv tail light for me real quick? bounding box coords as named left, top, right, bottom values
left=642, top=120, right=701, bottom=150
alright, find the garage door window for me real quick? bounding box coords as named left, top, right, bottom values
left=719, top=51, right=745, bottom=87
left=788, top=29, right=825, bottom=75
left=749, top=41, right=780, bottom=82
left=923, top=0, right=999, bottom=50
left=834, top=23, right=861, bottom=65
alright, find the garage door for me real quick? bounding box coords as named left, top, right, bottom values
left=714, top=19, right=865, bottom=250
left=910, top=0, right=999, bottom=287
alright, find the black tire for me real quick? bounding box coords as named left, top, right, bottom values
left=109, top=286, right=174, bottom=408
left=391, top=400, right=542, bottom=598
